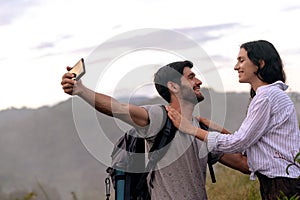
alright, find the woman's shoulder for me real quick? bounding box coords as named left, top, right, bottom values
left=257, top=81, right=287, bottom=96
left=256, top=81, right=293, bottom=107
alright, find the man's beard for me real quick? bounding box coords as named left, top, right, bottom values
left=180, top=85, right=204, bottom=104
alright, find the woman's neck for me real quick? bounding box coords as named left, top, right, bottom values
left=251, top=79, right=268, bottom=92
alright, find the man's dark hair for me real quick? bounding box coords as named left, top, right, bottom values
left=154, top=60, right=193, bottom=103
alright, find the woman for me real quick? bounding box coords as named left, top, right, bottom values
left=166, top=40, right=300, bottom=199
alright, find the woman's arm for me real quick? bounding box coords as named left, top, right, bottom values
left=166, top=106, right=208, bottom=141
left=166, top=106, right=250, bottom=173
left=167, top=95, right=272, bottom=153
left=198, top=117, right=231, bottom=134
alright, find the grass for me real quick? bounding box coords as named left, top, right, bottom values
left=13, top=151, right=300, bottom=200
left=206, top=163, right=261, bottom=200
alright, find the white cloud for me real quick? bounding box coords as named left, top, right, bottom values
left=0, top=0, right=299, bottom=110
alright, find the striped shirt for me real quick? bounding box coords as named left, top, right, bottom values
left=207, top=81, right=300, bottom=180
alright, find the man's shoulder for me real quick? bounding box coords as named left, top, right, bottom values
left=141, top=104, right=167, bottom=115
left=141, top=104, right=165, bottom=109
left=137, top=104, right=168, bottom=139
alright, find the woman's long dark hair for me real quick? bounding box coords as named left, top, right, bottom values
left=240, top=40, right=286, bottom=98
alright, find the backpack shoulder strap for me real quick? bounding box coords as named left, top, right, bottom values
left=136, top=105, right=178, bottom=191
left=148, top=105, right=177, bottom=154
left=199, top=121, right=216, bottom=183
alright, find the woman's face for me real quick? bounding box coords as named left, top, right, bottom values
left=234, top=48, right=259, bottom=84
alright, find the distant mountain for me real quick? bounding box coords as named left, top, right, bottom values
left=0, top=89, right=299, bottom=199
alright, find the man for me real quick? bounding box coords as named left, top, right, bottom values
left=61, top=60, right=249, bottom=199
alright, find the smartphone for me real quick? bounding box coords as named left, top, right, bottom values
left=69, top=58, right=86, bottom=80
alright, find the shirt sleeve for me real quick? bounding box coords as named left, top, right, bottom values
left=207, top=94, right=272, bottom=153
left=136, top=105, right=166, bottom=139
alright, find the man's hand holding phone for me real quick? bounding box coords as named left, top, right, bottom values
left=68, top=58, right=85, bottom=81
left=61, top=58, right=86, bottom=96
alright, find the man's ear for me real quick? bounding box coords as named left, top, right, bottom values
left=167, top=81, right=179, bottom=93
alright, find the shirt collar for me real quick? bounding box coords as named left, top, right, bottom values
left=256, top=80, right=288, bottom=94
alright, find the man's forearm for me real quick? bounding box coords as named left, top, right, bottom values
left=219, top=153, right=250, bottom=174
left=77, top=86, right=112, bottom=116
left=78, top=86, right=149, bottom=127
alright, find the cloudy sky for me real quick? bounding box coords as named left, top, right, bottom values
left=1, top=0, right=300, bottom=110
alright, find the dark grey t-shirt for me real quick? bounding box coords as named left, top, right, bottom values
left=138, top=105, right=210, bottom=200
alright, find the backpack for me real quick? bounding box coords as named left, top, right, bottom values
left=105, top=106, right=215, bottom=200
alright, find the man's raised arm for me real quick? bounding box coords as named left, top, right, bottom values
left=61, top=67, right=149, bottom=127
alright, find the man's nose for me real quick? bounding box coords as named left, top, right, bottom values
left=196, top=78, right=202, bottom=85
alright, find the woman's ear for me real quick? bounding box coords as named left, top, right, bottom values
left=259, top=59, right=265, bottom=68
